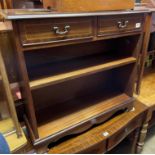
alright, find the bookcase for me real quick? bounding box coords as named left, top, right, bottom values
left=0, top=9, right=147, bottom=152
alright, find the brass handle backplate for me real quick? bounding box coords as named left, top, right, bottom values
left=53, top=25, right=71, bottom=35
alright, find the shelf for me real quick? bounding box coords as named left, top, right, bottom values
left=37, top=92, right=133, bottom=140
left=30, top=57, right=136, bottom=90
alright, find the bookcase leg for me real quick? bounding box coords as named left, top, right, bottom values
left=136, top=123, right=149, bottom=154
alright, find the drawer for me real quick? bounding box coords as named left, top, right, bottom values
left=17, top=18, right=94, bottom=46
left=107, top=118, right=142, bottom=151
left=97, top=14, right=144, bottom=37
left=80, top=141, right=106, bottom=154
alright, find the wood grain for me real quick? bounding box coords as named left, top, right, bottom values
left=43, top=0, right=134, bottom=12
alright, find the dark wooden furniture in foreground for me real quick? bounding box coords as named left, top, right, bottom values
left=0, top=9, right=148, bottom=152
left=48, top=101, right=148, bottom=154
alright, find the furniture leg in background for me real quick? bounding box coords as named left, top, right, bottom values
left=0, top=47, right=27, bottom=153
left=0, top=48, right=22, bottom=137
left=130, top=128, right=141, bottom=153
left=136, top=122, right=149, bottom=153
left=136, top=108, right=152, bottom=153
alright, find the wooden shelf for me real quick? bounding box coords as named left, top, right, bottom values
left=30, top=57, right=136, bottom=90
left=37, top=92, right=133, bottom=140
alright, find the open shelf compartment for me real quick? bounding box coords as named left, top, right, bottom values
left=37, top=92, right=133, bottom=140
left=31, top=64, right=135, bottom=141
left=24, top=35, right=139, bottom=90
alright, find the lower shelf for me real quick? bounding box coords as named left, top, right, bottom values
left=36, top=93, right=134, bottom=143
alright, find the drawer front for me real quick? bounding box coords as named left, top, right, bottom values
left=98, top=14, right=144, bottom=36
left=81, top=141, right=106, bottom=154
left=108, top=118, right=142, bottom=151
left=18, top=18, right=94, bottom=46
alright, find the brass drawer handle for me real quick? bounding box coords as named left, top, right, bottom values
left=117, top=21, right=129, bottom=29
left=53, top=25, right=71, bottom=35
